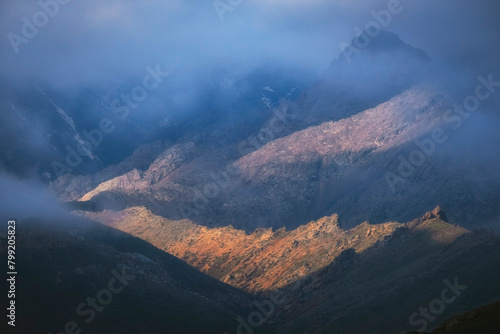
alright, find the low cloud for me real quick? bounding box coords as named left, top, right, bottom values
left=0, top=0, right=498, bottom=90
left=0, top=174, right=67, bottom=222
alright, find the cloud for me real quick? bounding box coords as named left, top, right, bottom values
left=0, top=173, right=67, bottom=222
left=0, top=0, right=498, bottom=226
left=0, top=0, right=498, bottom=90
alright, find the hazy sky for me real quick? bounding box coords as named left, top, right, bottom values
left=0, top=0, right=499, bottom=89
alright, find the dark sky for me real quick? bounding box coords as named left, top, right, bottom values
left=0, top=0, right=499, bottom=89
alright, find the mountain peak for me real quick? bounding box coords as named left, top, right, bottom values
left=429, top=205, right=448, bottom=222
left=301, top=214, right=342, bottom=234
left=355, top=30, right=403, bottom=51
left=338, top=30, right=430, bottom=63
left=407, top=205, right=449, bottom=228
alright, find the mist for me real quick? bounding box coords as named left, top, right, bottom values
left=0, top=0, right=499, bottom=90
left=0, top=173, right=68, bottom=222
left=1, top=0, right=499, bottom=218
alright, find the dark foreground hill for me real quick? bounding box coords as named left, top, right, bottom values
left=406, top=300, right=500, bottom=334
left=0, top=215, right=266, bottom=334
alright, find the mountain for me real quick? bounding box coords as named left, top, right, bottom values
left=66, top=82, right=500, bottom=230
left=50, top=31, right=500, bottom=232
left=271, top=218, right=500, bottom=334
left=0, top=63, right=311, bottom=181
left=17, top=31, right=497, bottom=333
left=78, top=206, right=500, bottom=334
left=0, top=214, right=265, bottom=334
left=0, top=83, right=158, bottom=179
left=2, top=0, right=499, bottom=331
left=297, top=30, right=431, bottom=128
left=225, top=84, right=449, bottom=228
left=227, top=82, right=500, bottom=229
left=78, top=206, right=401, bottom=292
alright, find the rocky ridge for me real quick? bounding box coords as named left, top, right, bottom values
left=80, top=206, right=467, bottom=293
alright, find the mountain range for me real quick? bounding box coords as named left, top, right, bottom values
left=2, top=30, right=500, bottom=334
left=42, top=31, right=500, bottom=232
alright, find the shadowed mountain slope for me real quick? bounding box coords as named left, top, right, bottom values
left=270, top=220, right=500, bottom=334
left=416, top=300, right=500, bottom=334
left=0, top=215, right=265, bottom=334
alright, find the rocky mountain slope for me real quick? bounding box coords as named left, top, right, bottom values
left=70, top=81, right=500, bottom=230
left=80, top=206, right=402, bottom=292
left=52, top=31, right=500, bottom=232
left=225, top=85, right=451, bottom=228
left=79, top=206, right=500, bottom=333
left=270, top=214, right=500, bottom=333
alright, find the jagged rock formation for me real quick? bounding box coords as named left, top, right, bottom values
left=407, top=205, right=449, bottom=228
left=270, top=217, right=500, bottom=334
left=80, top=206, right=466, bottom=293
